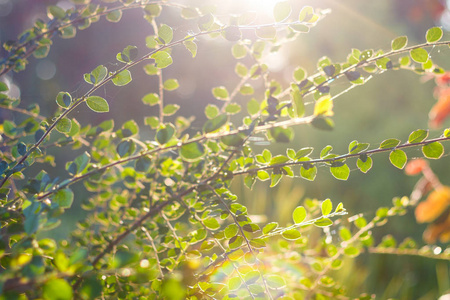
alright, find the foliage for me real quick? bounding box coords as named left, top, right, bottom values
left=0, top=1, right=449, bottom=299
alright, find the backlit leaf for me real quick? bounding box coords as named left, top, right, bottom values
left=410, top=48, right=428, bottom=63
left=422, top=141, right=444, bottom=159
left=158, top=24, right=173, bottom=44
left=179, top=142, right=205, bottom=162
left=426, top=27, right=443, bottom=43
left=314, top=218, right=333, bottom=227
left=86, top=96, right=109, bottom=113
left=321, top=199, right=332, bottom=215
left=282, top=229, right=301, bottom=240
left=330, top=163, right=350, bottom=180
left=389, top=149, right=407, bottom=169
left=112, top=70, right=132, bottom=86
left=391, top=36, right=407, bottom=50
left=408, top=129, right=428, bottom=143
left=273, top=1, right=291, bottom=22
left=293, top=206, right=307, bottom=224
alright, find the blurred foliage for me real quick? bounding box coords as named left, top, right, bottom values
left=0, top=0, right=450, bottom=299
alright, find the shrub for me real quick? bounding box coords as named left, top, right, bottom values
left=0, top=1, right=449, bottom=299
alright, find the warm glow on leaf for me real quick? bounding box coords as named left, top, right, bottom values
left=404, top=158, right=428, bottom=175
left=415, top=186, right=450, bottom=223
left=429, top=88, right=450, bottom=128
left=423, top=213, right=450, bottom=244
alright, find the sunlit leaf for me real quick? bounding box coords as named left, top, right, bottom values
left=422, top=141, right=444, bottom=159
left=389, top=149, right=407, bottom=169
left=85, top=96, right=109, bottom=113
left=426, top=27, right=443, bottom=43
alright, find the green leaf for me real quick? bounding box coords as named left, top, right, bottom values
left=422, top=141, right=444, bottom=159
left=410, top=48, right=428, bottom=63
left=156, top=123, right=175, bottom=144
left=179, top=142, right=205, bottom=162
left=357, top=156, right=372, bottom=173
left=203, top=218, right=220, bottom=230
left=106, top=10, right=122, bottom=22
left=56, top=92, right=72, bottom=108
left=224, top=224, right=239, bottom=239
left=212, top=86, right=229, bottom=100
left=163, top=79, right=179, bottom=91
left=291, top=89, right=305, bottom=118
left=0, top=81, right=8, bottom=92
left=269, top=127, right=294, bottom=143
left=257, top=170, right=270, bottom=181
left=203, top=114, right=227, bottom=133
left=426, top=27, right=443, bottom=43
left=244, top=270, right=261, bottom=284
left=85, top=96, right=109, bottom=113
left=158, top=24, right=173, bottom=44
left=116, top=139, right=135, bottom=157
left=330, top=163, right=350, bottom=180
left=293, top=67, right=306, bottom=82
left=300, top=165, right=317, bottom=181
left=135, top=156, right=152, bottom=173
left=53, top=188, right=74, bottom=209
left=282, top=229, right=301, bottom=240
left=266, top=275, right=286, bottom=289
left=142, top=93, right=160, bottom=106
left=117, top=46, right=138, bottom=63
left=91, top=65, right=107, bottom=84
left=225, top=103, right=241, bottom=114
left=293, top=206, right=307, bottom=224
left=314, top=218, right=333, bottom=227
left=151, top=51, right=173, bottom=69
left=311, top=116, right=334, bottom=131
left=379, top=138, right=400, bottom=149
left=391, top=36, right=407, bottom=50
left=262, top=222, right=278, bottom=234
left=47, top=5, right=66, bottom=19
left=270, top=173, right=282, bottom=187
left=232, top=44, right=247, bottom=59
left=273, top=1, right=291, bottom=22
left=229, top=235, right=243, bottom=249
left=348, top=140, right=370, bottom=154
left=344, top=246, right=360, bottom=257
left=112, top=70, right=132, bottom=86
left=389, top=149, right=407, bottom=169
left=444, top=128, right=450, bottom=138
left=321, top=199, right=332, bottom=215
left=228, top=277, right=242, bottom=291
left=34, top=45, right=50, bottom=58
left=56, top=117, right=72, bottom=133
left=408, top=129, right=428, bottom=143
left=183, top=40, right=197, bottom=57
left=162, top=104, right=180, bottom=116
left=43, top=278, right=73, bottom=300
left=205, top=104, right=219, bottom=119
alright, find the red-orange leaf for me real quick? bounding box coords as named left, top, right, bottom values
left=404, top=158, right=428, bottom=175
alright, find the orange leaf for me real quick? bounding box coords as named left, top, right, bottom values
left=415, top=186, right=450, bottom=223
left=423, top=213, right=450, bottom=244
left=429, top=89, right=450, bottom=128
left=404, top=159, right=428, bottom=175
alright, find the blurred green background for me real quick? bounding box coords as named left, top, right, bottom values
left=1, top=0, right=449, bottom=299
